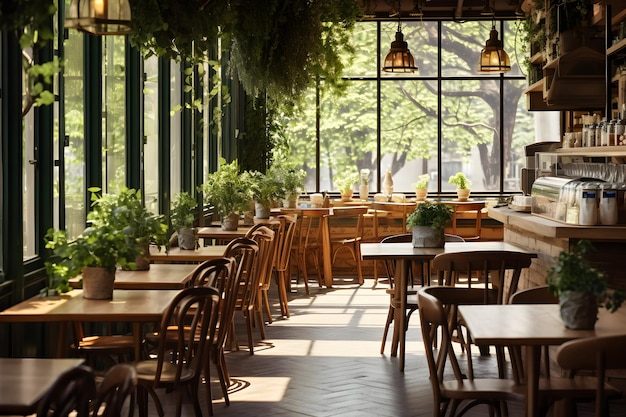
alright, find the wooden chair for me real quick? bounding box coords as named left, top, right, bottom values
left=36, top=365, right=97, bottom=417
left=417, top=286, right=525, bottom=417
left=443, top=201, right=485, bottom=241
left=253, top=220, right=283, bottom=324
left=135, top=286, right=220, bottom=417
left=431, top=250, right=534, bottom=377
left=92, top=363, right=137, bottom=417
left=554, top=334, right=626, bottom=417
left=272, top=214, right=298, bottom=318
left=290, top=209, right=327, bottom=292
left=326, top=206, right=369, bottom=285
left=71, top=324, right=136, bottom=367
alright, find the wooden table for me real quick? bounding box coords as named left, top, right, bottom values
left=70, top=263, right=199, bottom=290
left=196, top=226, right=251, bottom=241
left=0, top=357, right=85, bottom=415
left=150, top=245, right=227, bottom=263
left=458, top=303, right=626, bottom=417
left=360, top=240, right=536, bottom=371
left=0, top=289, right=180, bottom=359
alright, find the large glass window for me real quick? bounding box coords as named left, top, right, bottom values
left=170, top=62, right=182, bottom=197
left=284, top=20, right=549, bottom=195
left=23, top=64, right=36, bottom=259
left=144, top=56, right=159, bottom=211
left=103, top=36, right=126, bottom=193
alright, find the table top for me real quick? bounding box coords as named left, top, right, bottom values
left=197, top=226, right=251, bottom=239
left=150, top=245, right=227, bottom=263
left=0, top=357, right=84, bottom=415
left=360, top=240, right=534, bottom=261
left=70, top=263, right=198, bottom=290
left=459, top=303, right=626, bottom=346
left=0, top=289, right=180, bottom=323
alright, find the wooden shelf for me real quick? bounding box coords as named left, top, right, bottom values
left=524, top=79, right=544, bottom=94
left=530, top=51, right=545, bottom=65
left=608, top=37, right=626, bottom=57
left=555, top=145, right=626, bottom=157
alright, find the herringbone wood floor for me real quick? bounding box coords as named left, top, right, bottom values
left=152, top=277, right=626, bottom=417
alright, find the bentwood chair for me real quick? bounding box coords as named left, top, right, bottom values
left=418, top=286, right=525, bottom=417
left=252, top=220, right=282, bottom=324
left=290, top=209, right=327, bottom=292
left=92, top=363, right=137, bottom=417
left=272, top=214, right=298, bottom=318
left=443, top=201, right=485, bottom=241
left=326, top=206, right=369, bottom=285
left=36, top=365, right=97, bottom=417
left=135, top=286, right=220, bottom=417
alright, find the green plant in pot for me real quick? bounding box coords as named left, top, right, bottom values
left=200, top=158, right=252, bottom=231
left=547, top=240, right=624, bottom=330
left=94, top=187, right=168, bottom=269
left=414, top=174, right=430, bottom=201
left=249, top=169, right=283, bottom=219
left=171, top=191, right=199, bottom=250
left=406, top=202, right=453, bottom=248
left=334, top=171, right=359, bottom=201
left=448, top=172, right=471, bottom=201
left=274, top=165, right=306, bottom=208
left=44, top=188, right=142, bottom=299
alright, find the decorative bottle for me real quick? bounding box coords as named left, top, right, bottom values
left=383, top=169, right=394, bottom=199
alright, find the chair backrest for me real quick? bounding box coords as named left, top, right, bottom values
left=443, top=201, right=485, bottom=241
left=37, top=365, right=97, bottom=417
left=509, top=285, right=558, bottom=305
left=274, top=214, right=297, bottom=273
left=188, top=257, right=234, bottom=287
left=205, top=257, right=240, bottom=352
left=92, top=363, right=137, bottom=417
left=243, top=225, right=276, bottom=307
left=152, top=286, right=220, bottom=386
left=556, top=334, right=626, bottom=417
left=432, top=250, right=533, bottom=304
left=297, top=208, right=328, bottom=254
left=326, top=206, right=368, bottom=241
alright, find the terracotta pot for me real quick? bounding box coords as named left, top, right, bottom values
left=411, top=226, right=445, bottom=248
left=82, top=267, right=115, bottom=300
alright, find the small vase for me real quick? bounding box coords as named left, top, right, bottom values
left=222, top=213, right=240, bottom=231
left=359, top=184, right=369, bottom=201
left=456, top=188, right=471, bottom=201
left=415, top=189, right=428, bottom=201
left=178, top=227, right=198, bottom=250
left=82, top=267, right=116, bottom=300
left=383, top=169, right=394, bottom=197
left=340, top=190, right=354, bottom=202
left=411, top=226, right=445, bottom=248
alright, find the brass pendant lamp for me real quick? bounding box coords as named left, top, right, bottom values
left=479, top=24, right=511, bottom=73
left=382, top=1, right=418, bottom=73
left=65, top=0, right=132, bottom=36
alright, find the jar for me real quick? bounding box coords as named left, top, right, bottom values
left=578, top=181, right=600, bottom=225
left=599, top=183, right=618, bottom=225
left=616, top=119, right=626, bottom=146
left=587, top=123, right=596, bottom=147
left=601, top=121, right=609, bottom=146
left=594, top=122, right=603, bottom=147
left=607, top=119, right=618, bottom=146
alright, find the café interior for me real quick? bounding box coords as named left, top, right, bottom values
left=2, top=0, right=626, bottom=416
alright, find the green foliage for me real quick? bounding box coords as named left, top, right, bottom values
left=406, top=202, right=453, bottom=231
left=44, top=188, right=148, bottom=293
left=200, top=158, right=252, bottom=217
left=171, top=192, right=198, bottom=230
left=273, top=165, right=306, bottom=199
left=448, top=172, right=471, bottom=190
left=249, top=170, right=283, bottom=205
left=414, top=174, right=430, bottom=190
left=334, top=171, right=359, bottom=193
left=547, top=240, right=624, bottom=312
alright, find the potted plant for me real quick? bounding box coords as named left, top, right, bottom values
left=200, top=158, right=252, bottom=231
left=274, top=165, right=306, bottom=208
left=334, top=171, right=359, bottom=201
left=359, top=169, right=370, bottom=201
left=171, top=191, right=199, bottom=250
left=547, top=240, right=624, bottom=329
left=249, top=169, right=283, bottom=219
left=448, top=172, right=472, bottom=201
left=44, top=189, right=142, bottom=299
left=414, top=174, right=430, bottom=201
left=94, top=187, right=168, bottom=269
left=406, top=202, right=453, bottom=248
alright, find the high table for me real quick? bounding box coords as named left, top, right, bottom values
left=150, top=245, right=228, bottom=263
left=0, top=289, right=180, bottom=359
left=360, top=240, right=536, bottom=372
left=458, top=303, right=626, bottom=417
left=196, top=226, right=251, bottom=242
left=0, top=357, right=84, bottom=415
left=70, top=263, right=199, bottom=289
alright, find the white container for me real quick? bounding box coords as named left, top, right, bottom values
left=578, top=189, right=598, bottom=225
left=599, top=189, right=618, bottom=225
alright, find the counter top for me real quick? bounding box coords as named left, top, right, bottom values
left=488, top=206, right=626, bottom=240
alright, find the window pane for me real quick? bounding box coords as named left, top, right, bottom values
left=343, top=22, right=378, bottom=77
left=144, top=56, right=159, bottom=208
left=443, top=21, right=498, bottom=77
left=381, top=21, right=437, bottom=78
left=23, top=85, right=36, bottom=259
left=170, top=62, right=182, bottom=196
left=381, top=80, right=438, bottom=192
left=103, top=36, right=126, bottom=193
left=63, top=29, right=85, bottom=239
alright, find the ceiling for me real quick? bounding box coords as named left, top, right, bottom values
left=358, top=0, right=527, bottom=21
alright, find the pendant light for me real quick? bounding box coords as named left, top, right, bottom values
left=382, top=1, right=418, bottom=73
left=479, top=23, right=511, bottom=73
left=65, top=0, right=132, bottom=36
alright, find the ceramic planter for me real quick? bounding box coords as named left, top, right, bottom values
left=456, top=188, right=471, bottom=201
left=178, top=227, right=197, bottom=250
left=359, top=184, right=369, bottom=201
left=411, top=226, right=445, bottom=248
left=222, top=213, right=240, bottom=231
left=82, top=267, right=115, bottom=299
left=340, top=190, right=353, bottom=202
left=415, top=189, right=427, bottom=201
left=255, top=202, right=271, bottom=219
left=559, top=291, right=598, bottom=329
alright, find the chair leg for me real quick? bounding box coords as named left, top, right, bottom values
left=204, top=359, right=214, bottom=416
left=355, top=244, right=364, bottom=285
left=381, top=304, right=394, bottom=354
left=245, top=310, right=255, bottom=355
left=216, top=350, right=231, bottom=406
left=262, top=289, right=273, bottom=324
left=277, top=270, right=290, bottom=317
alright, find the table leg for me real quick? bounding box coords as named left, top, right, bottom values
left=525, top=345, right=541, bottom=417
left=55, top=322, right=69, bottom=358
left=321, top=216, right=333, bottom=288
left=133, top=322, right=142, bottom=361
left=398, top=259, right=409, bottom=372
